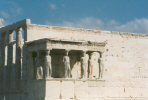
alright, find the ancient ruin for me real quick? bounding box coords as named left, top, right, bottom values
left=0, top=19, right=148, bottom=100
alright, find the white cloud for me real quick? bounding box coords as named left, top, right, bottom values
left=45, top=17, right=148, bottom=34
left=115, top=18, right=148, bottom=34
left=61, top=4, right=65, bottom=7
left=107, top=20, right=119, bottom=26
left=0, top=11, right=9, bottom=18
left=46, top=17, right=104, bottom=29
left=50, top=4, right=57, bottom=10
left=0, top=2, right=23, bottom=20
left=2, top=20, right=10, bottom=26
left=16, top=7, right=23, bottom=14
left=8, top=1, right=23, bottom=15
left=0, top=18, right=10, bottom=27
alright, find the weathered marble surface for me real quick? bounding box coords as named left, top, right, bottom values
left=0, top=19, right=148, bottom=100
left=89, top=52, right=100, bottom=79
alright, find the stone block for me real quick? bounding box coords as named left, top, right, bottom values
left=45, top=81, right=61, bottom=99
left=144, top=53, right=148, bottom=58
left=74, top=81, right=88, bottom=99
left=106, top=82, right=124, bottom=87
left=88, top=81, right=106, bottom=87
left=0, top=94, right=4, bottom=100
left=10, top=93, right=20, bottom=100
left=61, top=81, right=74, bottom=99
left=35, top=81, right=45, bottom=99
left=106, top=87, right=119, bottom=98
left=27, top=82, right=36, bottom=99
left=124, top=87, right=132, bottom=97
left=118, top=87, right=125, bottom=98
left=88, top=87, right=106, bottom=98
left=138, top=39, right=148, bottom=45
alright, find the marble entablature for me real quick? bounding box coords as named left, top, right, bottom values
left=26, top=38, right=105, bottom=79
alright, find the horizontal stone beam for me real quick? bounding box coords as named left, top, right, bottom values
left=0, top=19, right=31, bottom=33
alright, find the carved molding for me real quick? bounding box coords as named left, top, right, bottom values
left=26, top=24, right=148, bottom=37
left=26, top=38, right=107, bottom=52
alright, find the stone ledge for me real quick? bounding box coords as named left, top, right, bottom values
left=29, top=78, right=106, bottom=82
left=43, top=97, right=148, bottom=100
left=102, top=98, right=148, bottom=100
left=27, top=24, right=148, bottom=37
left=0, top=19, right=31, bottom=33
left=0, top=89, right=20, bottom=93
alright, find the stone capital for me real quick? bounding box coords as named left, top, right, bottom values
left=65, top=49, right=70, bottom=52
left=64, top=49, right=70, bottom=56
left=46, top=48, right=52, bottom=51
left=0, top=33, right=5, bottom=37
left=6, top=30, right=13, bottom=34
left=81, top=50, right=87, bottom=57
left=22, top=25, right=28, bottom=30
left=15, top=27, right=22, bottom=32
left=36, top=50, right=41, bottom=57
left=99, top=52, right=104, bottom=58
left=45, top=50, right=51, bottom=55
left=82, top=50, right=87, bottom=53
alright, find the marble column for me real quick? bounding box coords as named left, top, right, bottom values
left=0, top=33, right=2, bottom=90
left=6, top=31, right=13, bottom=91
left=44, top=49, right=52, bottom=79
left=63, top=50, right=71, bottom=78
left=0, top=33, right=2, bottom=67
left=21, top=27, right=27, bottom=96
left=0, top=33, right=4, bottom=90
left=15, top=27, right=22, bottom=90
left=99, top=52, right=104, bottom=79
left=22, top=26, right=27, bottom=41
left=22, top=26, right=27, bottom=81
left=3, top=32, right=9, bottom=91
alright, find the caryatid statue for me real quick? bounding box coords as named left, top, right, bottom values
left=44, top=50, right=52, bottom=79
left=0, top=18, right=3, bottom=28
left=35, top=51, right=43, bottom=79
left=80, top=51, right=89, bottom=78
left=63, top=50, right=71, bottom=78
left=89, top=52, right=100, bottom=79
left=99, top=54, right=104, bottom=79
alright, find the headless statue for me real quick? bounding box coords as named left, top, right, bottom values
left=35, top=53, right=43, bottom=79
left=45, top=54, right=52, bottom=78
left=99, top=57, right=104, bottom=78
left=81, top=53, right=89, bottom=78
left=63, top=51, right=71, bottom=78
left=89, top=52, right=100, bottom=79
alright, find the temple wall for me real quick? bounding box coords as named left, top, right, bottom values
left=0, top=93, right=20, bottom=100
left=25, top=25, right=148, bottom=99
left=24, top=80, right=45, bottom=100
left=0, top=20, right=148, bottom=100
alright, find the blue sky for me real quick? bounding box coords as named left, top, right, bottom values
left=1, top=0, right=148, bottom=34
